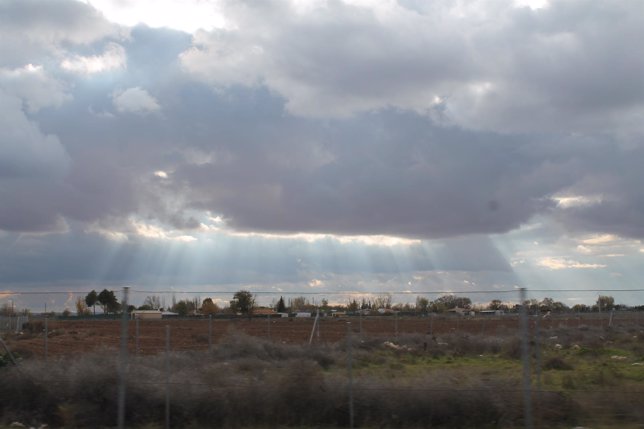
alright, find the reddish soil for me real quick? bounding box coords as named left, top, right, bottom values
left=4, top=313, right=640, bottom=359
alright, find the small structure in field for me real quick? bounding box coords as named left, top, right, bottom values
left=447, top=307, right=475, bottom=316
left=161, top=311, right=179, bottom=318
left=479, top=310, right=504, bottom=316
left=295, top=312, right=312, bottom=318
left=131, top=310, right=162, bottom=320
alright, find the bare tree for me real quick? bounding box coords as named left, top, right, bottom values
left=75, top=297, right=90, bottom=316
left=143, top=295, right=162, bottom=310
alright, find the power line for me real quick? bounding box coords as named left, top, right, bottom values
left=4, top=288, right=644, bottom=296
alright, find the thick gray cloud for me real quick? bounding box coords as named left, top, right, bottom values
left=0, top=65, right=70, bottom=112
left=181, top=0, right=475, bottom=117
left=1, top=0, right=644, bottom=298
left=550, top=143, right=644, bottom=239
left=182, top=0, right=644, bottom=134
left=0, top=92, right=70, bottom=232
left=168, top=110, right=570, bottom=238
left=0, top=0, right=120, bottom=67
left=0, top=0, right=640, bottom=239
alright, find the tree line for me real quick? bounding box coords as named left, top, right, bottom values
left=66, top=290, right=632, bottom=317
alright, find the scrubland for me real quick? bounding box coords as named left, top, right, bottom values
left=1, top=320, right=644, bottom=428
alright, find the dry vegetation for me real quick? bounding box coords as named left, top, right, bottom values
left=1, top=316, right=644, bottom=428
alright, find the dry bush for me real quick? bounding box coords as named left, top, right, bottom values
left=572, top=388, right=644, bottom=426
left=0, top=332, right=586, bottom=428
left=21, top=321, right=44, bottom=334
left=501, top=336, right=523, bottom=360
left=439, top=333, right=505, bottom=356
left=0, top=366, right=59, bottom=426
left=543, top=356, right=573, bottom=371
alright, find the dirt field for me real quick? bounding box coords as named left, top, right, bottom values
left=4, top=312, right=640, bottom=358
left=5, top=314, right=641, bottom=358
left=0, top=313, right=644, bottom=427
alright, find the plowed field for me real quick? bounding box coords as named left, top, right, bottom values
left=3, top=313, right=630, bottom=358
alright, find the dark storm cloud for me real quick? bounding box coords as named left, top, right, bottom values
left=170, top=109, right=571, bottom=238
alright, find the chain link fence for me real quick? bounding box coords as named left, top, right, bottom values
left=0, top=315, right=29, bottom=334
left=2, top=288, right=644, bottom=428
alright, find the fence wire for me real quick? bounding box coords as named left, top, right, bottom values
left=2, top=287, right=644, bottom=429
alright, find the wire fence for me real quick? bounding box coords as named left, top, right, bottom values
left=2, top=287, right=644, bottom=428
left=0, top=315, right=29, bottom=334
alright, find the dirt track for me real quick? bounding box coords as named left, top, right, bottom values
left=4, top=313, right=638, bottom=358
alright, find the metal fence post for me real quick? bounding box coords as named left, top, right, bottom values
left=309, top=310, right=320, bottom=346
left=394, top=311, right=399, bottom=338
left=519, top=287, right=534, bottom=429
left=208, top=314, right=213, bottom=354
left=165, top=324, right=171, bottom=429
left=430, top=313, right=434, bottom=336
left=0, top=336, right=17, bottom=366
left=44, top=315, right=48, bottom=361
left=135, top=317, right=140, bottom=355
left=347, top=322, right=354, bottom=429
left=535, top=313, right=541, bottom=392
left=117, top=287, right=130, bottom=429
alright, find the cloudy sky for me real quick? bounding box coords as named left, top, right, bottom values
left=2, top=0, right=644, bottom=310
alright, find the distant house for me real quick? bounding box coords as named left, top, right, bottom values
left=253, top=308, right=277, bottom=316
left=295, top=312, right=312, bottom=318
left=447, top=307, right=475, bottom=316
left=161, top=311, right=179, bottom=318
left=479, top=310, right=504, bottom=316
left=131, top=310, right=162, bottom=320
